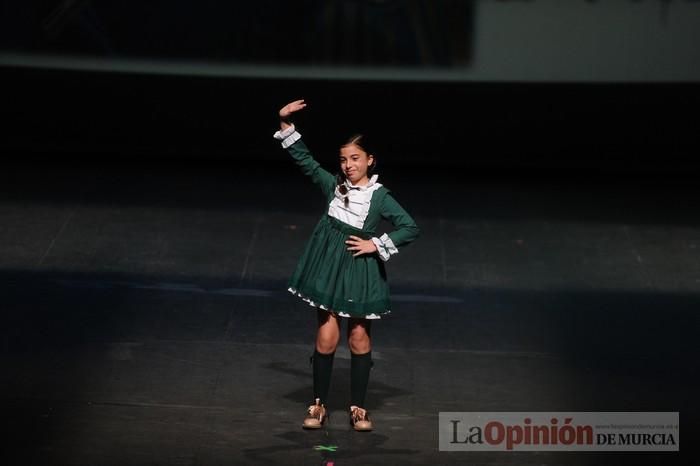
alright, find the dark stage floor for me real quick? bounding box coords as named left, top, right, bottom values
left=1, top=161, right=697, bottom=465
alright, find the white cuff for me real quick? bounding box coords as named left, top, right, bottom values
left=371, top=233, right=399, bottom=262
left=273, top=124, right=302, bottom=149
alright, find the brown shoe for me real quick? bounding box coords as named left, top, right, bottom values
left=302, top=398, right=327, bottom=429
left=349, top=405, right=373, bottom=431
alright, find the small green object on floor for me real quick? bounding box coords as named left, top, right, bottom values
left=314, top=444, right=338, bottom=452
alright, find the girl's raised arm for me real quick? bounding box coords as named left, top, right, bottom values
left=279, top=99, right=307, bottom=131
left=273, top=100, right=335, bottom=198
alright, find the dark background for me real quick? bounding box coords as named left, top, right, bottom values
left=3, top=68, right=699, bottom=177
left=0, top=1, right=474, bottom=66
left=2, top=0, right=698, bottom=177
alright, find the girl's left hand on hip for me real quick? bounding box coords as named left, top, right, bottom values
left=346, top=235, right=378, bottom=257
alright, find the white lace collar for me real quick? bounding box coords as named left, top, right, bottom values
left=329, top=173, right=383, bottom=228
left=344, top=174, right=379, bottom=192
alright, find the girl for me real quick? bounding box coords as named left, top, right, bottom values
left=273, top=99, right=419, bottom=432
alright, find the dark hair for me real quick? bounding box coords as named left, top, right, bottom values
left=336, top=134, right=378, bottom=206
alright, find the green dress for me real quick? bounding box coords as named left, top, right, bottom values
left=284, top=138, right=420, bottom=319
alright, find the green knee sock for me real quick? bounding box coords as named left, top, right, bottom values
left=312, top=349, right=335, bottom=405
left=350, top=351, right=372, bottom=407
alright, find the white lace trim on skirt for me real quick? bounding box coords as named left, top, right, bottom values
left=288, top=287, right=389, bottom=319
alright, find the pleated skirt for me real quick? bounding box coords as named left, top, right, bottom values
left=287, top=215, right=391, bottom=318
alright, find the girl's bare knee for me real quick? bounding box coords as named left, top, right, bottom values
left=316, top=312, right=341, bottom=353
left=349, top=340, right=370, bottom=354
left=348, top=323, right=371, bottom=354
left=316, top=336, right=339, bottom=354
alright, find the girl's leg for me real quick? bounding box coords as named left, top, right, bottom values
left=347, top=318, right=372, bottom=408
left=312, top=310, right=341, bottom=405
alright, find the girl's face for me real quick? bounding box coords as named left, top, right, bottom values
left=340, top=143, right=374, bottom=186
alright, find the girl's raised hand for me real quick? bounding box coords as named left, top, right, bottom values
left=346, top=235, right=378, bottom=257
left=279, top=99, right=307, bottom=119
